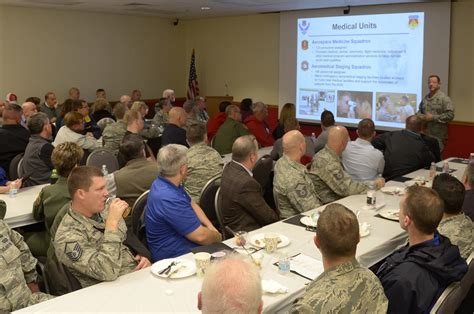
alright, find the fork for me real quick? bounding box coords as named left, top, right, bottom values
left=159, top=261, right=176, bottom=275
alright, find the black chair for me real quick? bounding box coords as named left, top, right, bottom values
left=9, top=153, right=24, bottom=180
left=199, top=175, right=221, bottom=228
left=35, top=257, right=50, bottom=294
left=430, top=253, right=474, bottom=313
left=96, top=117, right=115, bottom=132
left=86, top=148, right=119, bottom=173
left=252, top=154, right=273, bottom=191
left=214, top=187, right=231, bottom=240
left=132, top=190, right=150, bottom=236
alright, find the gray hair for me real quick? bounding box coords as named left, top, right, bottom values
left=157, top=144, right=188, bottom=177
left=232, top=135, right=258, bottom=163
left=251, top=101, right=266, bottom=113
left=162, top=89, right=175, bottom=98
left=27, top=112, right=49, bottom=134
left=200, top=254, right=262, bottom=314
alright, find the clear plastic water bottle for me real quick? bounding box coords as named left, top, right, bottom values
left=9, top=182, right=18, bottom=198
left=442, top=162, right=449, bottom=174
left=278, top=253, right=291, bottom=274
left=366, top=183, right=376, bottom=206
left=429, top=162, right=436, bottom=179
left=101, top=164, right=109, bottom=176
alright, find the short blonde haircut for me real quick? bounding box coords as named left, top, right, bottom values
left=64, top=111, right=84, bottom=128
left=124, top=109, right=142, bottom=126
left=93, top=98, right=109, bottom=112
left=131, top=101, right=147, bottom=111
left=51, top=142, right=84, bottom=177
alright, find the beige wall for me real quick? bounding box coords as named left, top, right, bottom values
left=0, top=6, right=185, bottom=103
left=449, top=0, right=473, bottom=123
left=183, top=14, right=280, bottom=105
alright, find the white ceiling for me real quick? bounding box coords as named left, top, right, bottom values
left=0, top=0, right=445, bottom=19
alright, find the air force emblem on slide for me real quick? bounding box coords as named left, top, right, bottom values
left=408, top=15, right=419, bottom=29
left=299, top=20, right=310, bottom=35
left=65, top=241, right=83, bottom=262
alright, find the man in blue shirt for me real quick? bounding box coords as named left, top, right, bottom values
left=145, top=144, right=222, bottom=262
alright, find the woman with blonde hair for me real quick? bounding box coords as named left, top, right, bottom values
left=273, top=102, right=296, bottom=140
left=92, top=97, right=114, bottom=122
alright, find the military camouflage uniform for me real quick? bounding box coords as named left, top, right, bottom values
left=418, top=90, right=454, bottom=150
left=102, top=120, right=127, bottom=155
left=186, top=117, right=201, bottom=130
left=438, top=214, right=473, bottom=259
left=274, top=155, right=320, bottom=218
left=140, top=124, right=162, bottom=140
left=152, top=109, right=169, bottom=128
left=197, top=110, right=209, bottom=124
left=290, top=259, right=388, bottom=314
left=184, top=143, right=223, bottom=203
left=0, top=220, right=52, bottom=312
left=309, top=146, right=368, bottom=204
left=54, top=207, right=137, bottom=288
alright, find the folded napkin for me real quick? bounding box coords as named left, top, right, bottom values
left=290, top=254, right=324, bottom=281
left=262, top=280, right=288, bottom=294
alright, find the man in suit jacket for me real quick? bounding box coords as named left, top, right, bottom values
left=219, top=135, right=279, bottom=234
left=372, top=115, right=435, bottom=180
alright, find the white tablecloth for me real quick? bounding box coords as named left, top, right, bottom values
left=0, top=184, right=47, bottom=228
left=15, top=158, right=468, bottom=313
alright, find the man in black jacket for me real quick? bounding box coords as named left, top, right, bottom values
left=372, top=115, right=435, bottom=180
left=377, top=185, right=467, bottom=313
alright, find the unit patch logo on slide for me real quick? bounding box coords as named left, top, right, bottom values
left=299, top=20, right=310, bottom=35
left=408, top=15, right=419, bottom=29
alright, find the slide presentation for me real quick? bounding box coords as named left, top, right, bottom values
left=296, top=12, right=424, bottom=129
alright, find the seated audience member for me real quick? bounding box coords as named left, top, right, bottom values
left=183, top=100, right=200, bottom=128
left=113, top=134, right=159, bottom=208
left=0, top=103, right=30, bottom=172
left=91, top=98, right=114, bottom=123
left=244, top=101, right=274, bottom=147
left=72, top=99, right=101, bottom=139
left=270, top=117, right=315, bottom=161
left=274, top=131, right=320, bottom=219
left=152, top=97, right=172, bottom=128
left=313, top=110, right=335, bottom=154
left=273, top=102, right=295, bottom=140
left=145, top=144, right=221, bottom=262
left=56, top=98, right=74, bottom=129
left=240, top=98, right=253, bottom=123
left=342, top=118, right=385, bottom=181
left=0, top=166, right=22, bottom=194
left=124, top=109, right=145, bottom=136
left=310, top=126, right=384, bottom=204
left=0, top=220, right=53, bottom=312
left=432, top=173, right=473, bottom=259
left=377, top=186, right=467, bottom=313
left=32, top=142, right=83, bottom=251
left=6, top=92, right=18, bottom=105
left=372, top=115, right=435, bottom=180
left=462, top=163, right=474, bottom=220
left=53, top=112, right=101, bottom=151
left=131, top=101, right=160, bottom=140
left=291, top=204, right=388, bottom=313
left=198, top=255, right=263, bottom=314
left=55, top=166, right=151, bottom=288
left=131, top=101, right=149, bottom=119
left=207, top=101, right=232, bottom=140
left=184, top=123, right=223, bottom=203
left=213, top=104, right=250, bottom=155
left=26, top=97, right=41, bottom=111
left=21, top=101, right=38, bottom=128
left=161, top=107, right=188, bottom=147
left=102, top=102, right=128, bottom=155
left=39, top=92, right=59, bottom=123
left=95, top=88, right=106, bottom=100
left=120, top=95, right=132, bottom=109
left=20, top=113, right=54, bottom=187
left=131, top=89, right=142, bottom=102
left=219, top=135, right=279, bottom=232
left=68, top=87, right=80, bottom=101
left=196, top=96, right=209, bottom=124
left=162, top=88, right=176, bottom=105
left=0, top=99, right=5, bottom=125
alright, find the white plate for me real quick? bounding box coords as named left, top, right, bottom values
left=151, top=258, right=196, bottom=279
left=380, top=186, right=405, bottom=195
left=378, top=209, right=400, bottom=221
left=300, top=215, right=317, bottom=227
left=249, top=233, right=290, bottom=249
left=405, top=180, right=432, bottom=188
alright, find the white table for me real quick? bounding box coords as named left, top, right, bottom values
left=0, top=184, right=47, bottom=228
left=15, top=158, right=468, bottom=313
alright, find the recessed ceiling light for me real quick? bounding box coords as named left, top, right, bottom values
left=201, top=6, right=211, bottom=10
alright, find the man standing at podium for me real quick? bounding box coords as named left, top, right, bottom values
left=418, top=75, right=454, bottom=152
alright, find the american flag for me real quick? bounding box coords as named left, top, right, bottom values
left=187, top=49, right=200, bottom=100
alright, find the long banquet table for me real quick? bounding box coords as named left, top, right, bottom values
left=0, top=184, right=47, bottom=228
left=16, top=158, right=468, bottom=313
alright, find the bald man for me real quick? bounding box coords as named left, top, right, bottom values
left=309, top=126, right=384, bottom=204
left=161, top=107, right=189, bottom=147
left=21, top=102, right=38, bottom=128
left=273, top=131, right=320, bottom=218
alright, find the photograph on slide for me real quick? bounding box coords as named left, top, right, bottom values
left=297, top=88, right=335, bottom=117
left=336, top=90, right=373, bottom=120
left=375, top=92, right=417, bottom=123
